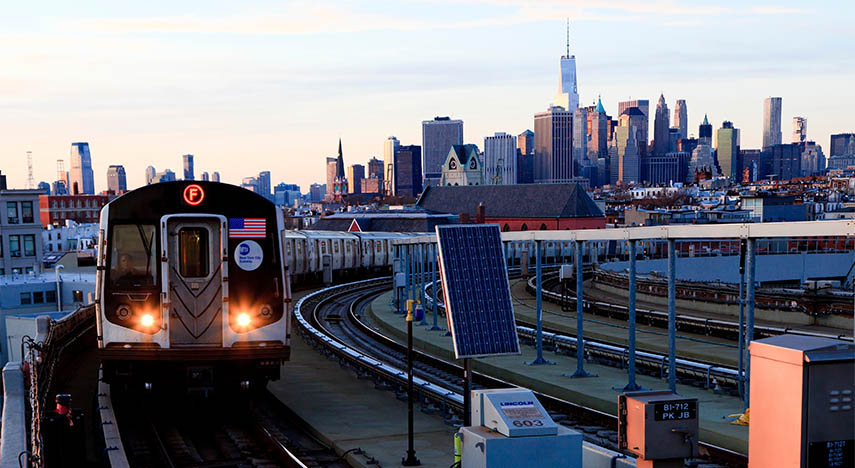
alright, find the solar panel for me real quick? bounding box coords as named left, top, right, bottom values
left=436, top=224, right=520, bottom=359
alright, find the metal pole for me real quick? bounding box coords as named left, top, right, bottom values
left=402, top=304, right=420, bottom=466
left=745, top=238, right=756, bottom=408
left=667, top=238, right=677, bottom=392
left=738, top=239, right=746, bottom=399
left=430, top=244, right=441, bottom=330
left=418, top=244, right=428, bottom=325
left=403, top=245, right=410, bottom=305
left=463, top=358, right=472, bottom=427
left=569, top=240, right=594, bottom=378
left=623, top=240, right=640, bottom=391
left=55, top=264, right=64, bottom=312
left=527, top=240, right=551, bottom=365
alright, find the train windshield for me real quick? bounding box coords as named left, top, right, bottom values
left=110, top=224, right=156, bottom=288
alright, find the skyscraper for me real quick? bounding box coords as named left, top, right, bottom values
left=145, top=165, right=157, bottom=185
left=211, top=172, right=220, bottom=183
left=618, top=107, right=646, bottom=163
left=106, top=165, right=127, bottom=194
left=257, top=171, right=272, bottom=200
left=325, top=157, right=338, bottom=200
left=792, top=116, right=807, bottom=143
left=183, top=154, right=195, bottom=181
left=587, top=97, right=610, bottom=160
left=617, top=99, right=649, bottom=157
left=393, top=145, right=422, bottom=198
left=241, top=177, right=258, bottom=193
left=715, top=121, right=740, bottom=181
left=653, top=94, right=670, bottom=157
left=762, top=97, right=782, bottom=148
left=383, top=136, right=399, bottom=195
left=517, top=130, right=534, bottom=156
left=609, top=125, right=640, bottom=185
left=484, top=132, right=517, bottom=185
left=698, top=115, right=713, bottom=146
left=201, top=172, right=210, bottom=181
left=347, top=164, right=365, bottom=194
left=69, top=142, right=94, bottom=195
left=553, top=19, right=579, bottom=113
left=533, top=106, right=574, bottom=183
left=573, top=107, right=588, bottom=165
left=422, top=117, right=463, bottom=187
left=830, top=133, right=855, bottom=156
left=673, top=99, right=687, bottom=140
left=367, top=157, right=384, bottom=180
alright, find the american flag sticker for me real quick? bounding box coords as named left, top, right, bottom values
left=229, top=218, right=266, bottom=239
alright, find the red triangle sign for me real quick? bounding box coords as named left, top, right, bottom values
left=348, top=219, right=362, bottom=232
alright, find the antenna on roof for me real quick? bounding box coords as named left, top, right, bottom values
left=566, top=18, right=570, bottom=58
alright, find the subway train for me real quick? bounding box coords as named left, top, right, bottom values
left=96, top=181, right=290, bottom=390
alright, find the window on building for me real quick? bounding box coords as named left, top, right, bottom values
left=9, top=235, right=21, bottom=257
left=24, top=266, right=33, bottom=273
left=46, top=290, right=57, bottom=303
left=502, top=224, right=510, bottom=232
left=540, top=223, right=548, bottom=230
left=0, top=268, right=4, bottom=275
left=72, top=290, right=83, bottom=302
left=33, top=291, right=44, bottom=304
left=57, top=232, right=61, bottom=239
left=178, top=227, right=209, bottom=278
left=21, top=201, right=34, bottom=223
left=7, top=201, right=19, bottom=224
left=23, top=235, right=36, bottom=256
left=20, top=292, right=31, bottom=305
left=12, top=267, right=22, bottom=274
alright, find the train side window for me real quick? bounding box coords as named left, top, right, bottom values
left=178, top=227, right=209, bottom=278
left=334, top=241, right=340, bottom=253
left=110, top=224, right=156, bottom=288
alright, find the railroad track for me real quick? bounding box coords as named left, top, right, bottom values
left=111, top=386, right=348, bottom=468
left=295, top=279, right=748, bottom=468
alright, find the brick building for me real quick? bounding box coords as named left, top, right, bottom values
left=39, top=194, right=109, bottom=227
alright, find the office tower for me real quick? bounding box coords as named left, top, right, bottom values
left=653, top=94, right=670, bottom=156
left=618, top=107, right=646, bottom=162
left=183, top=154, right=195, bottom=181
left=698, top=114, right=713, bottom=146
left=800, top=141, right=825, bottom=176
left=645, top=152, right=690, bottom=185
left=309, top=183, right=325, bottom=202
left=791, top=117, right=807, bottom=143
left=367, top=157, right=383, bottom=180
left=553, top=19, right=579, bottom=113
left=762, top=97, right=782, bottom=148
left=152, top=169, right=176, bottom=184
left=393, top=145, right=422, bottom=198
left=383, top=136, right=399, bottom=195
left=689, top=144, right=717, bottom=178
left=0, top=171, right=6, bottom=190
left=739, top=149, right=763, bottom=182
left=256, top=171, right=271, bottom=200
left=672, top=99, right=688, bottom=140
left=533, top=106, right=574, bottom=183
left=69, top=142, right=94, bottom=195
left=106, top=165, right=127, bottom=194
left=668, top=128, right=681, bottom=154
left=325, top=157, right=338, bottom=199
left=588, top=97, right=610, bottom=160
left=201, top=172, right=209, bottom=181
left=332, top=139, right=348, bottom=201
left=517, top=130, right=534, bottom=156
left=422, top=116, right=463, bottom=187
left=348, top=164, right=365, bottom=194
left=211, top=172, right=220, bottom=182
left=609, top=125, right=640, bottom=185
left=830, top=133, right=855, bottom=156
left=573, top=107, right=588, bottom=165
left=145, top=165, right=157, bottom=185
left=241, top=177, right=258, bottom=193
left=484, top=132, right=517, bottom=185
left=767, top=143, right=801, bottom=180
left=618, top=100, right=649, bottom=158
left=716, top=121, right=740, bottom=180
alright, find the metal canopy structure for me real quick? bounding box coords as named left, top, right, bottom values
left=435, top=224, right=521, bottom=359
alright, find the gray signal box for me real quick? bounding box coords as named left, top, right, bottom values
left=460, top=389, right=582, bottom=468
left=749, top=335, right=854, bottom=468
left=618, top=390, right=699, bottom=466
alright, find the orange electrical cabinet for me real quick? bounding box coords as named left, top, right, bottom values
left=618, top=390, right=699, bottom=461
left=748, top=335, right=854, bottom=468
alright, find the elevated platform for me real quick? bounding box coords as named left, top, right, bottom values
left=368, top=290, right=750, bottom=455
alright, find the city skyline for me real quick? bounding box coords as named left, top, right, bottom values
left=1, top=1, right=853, bottom=192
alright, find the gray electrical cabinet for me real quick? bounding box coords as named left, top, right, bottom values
left=460, top=389, right=582, bottom=468
left=749, top=335, right=854, bottom=468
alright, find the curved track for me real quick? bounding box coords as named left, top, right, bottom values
left=295, top=279, right=748, bottom=467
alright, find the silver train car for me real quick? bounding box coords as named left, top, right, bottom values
left=96, top=181, right=290, bottom=390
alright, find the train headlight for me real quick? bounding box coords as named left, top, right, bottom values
left=237, top=313, right=251, bottom=327
left=141, top=314, right=154, bottom=327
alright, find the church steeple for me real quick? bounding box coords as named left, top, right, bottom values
left=333, top=138, right=348, bottom=202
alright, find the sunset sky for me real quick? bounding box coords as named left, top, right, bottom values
left=1, top=0, right=852, bottom=192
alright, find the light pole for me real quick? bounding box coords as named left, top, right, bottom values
left=55, top=264, right=64, bottom=312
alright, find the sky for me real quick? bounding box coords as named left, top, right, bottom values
left=1, top=0, right=853, bottom=193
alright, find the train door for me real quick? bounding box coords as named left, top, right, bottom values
left=165, top=217, right=224, bottom=347
left=294, top=238, right=305, bottom=273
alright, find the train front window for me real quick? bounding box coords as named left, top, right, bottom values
left=110, top=224, right=156, bottom=288
left=178, top=227, right=209, bottom=278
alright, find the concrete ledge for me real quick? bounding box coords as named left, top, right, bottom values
left=1, top=362, right=28, bottom=468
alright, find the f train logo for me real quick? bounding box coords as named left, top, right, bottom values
left=183, top=184, right=205, bottom=205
